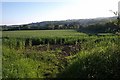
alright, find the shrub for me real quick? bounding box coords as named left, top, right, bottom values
left=58, top=41, right=120, bottom=79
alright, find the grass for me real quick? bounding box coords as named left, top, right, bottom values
left=58, top=41, right=120, bottom=79
left=2, top=30, right=87, bottom=38
left=2, top=46, right=61, bottom=78
left=2, top=30, right=120, bottom=79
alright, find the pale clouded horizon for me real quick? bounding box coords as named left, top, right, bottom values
left=1, top=0, right=120, bottom=25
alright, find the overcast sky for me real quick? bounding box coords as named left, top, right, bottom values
left=1, top=0, right=120, bottom=25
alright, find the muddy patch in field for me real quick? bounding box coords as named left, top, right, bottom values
left=31, top=44, right=81, bottom=57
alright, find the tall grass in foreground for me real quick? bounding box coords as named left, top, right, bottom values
left=2, top=46, right=62, bottom=78
left=58, top=40, right=120, bottom=79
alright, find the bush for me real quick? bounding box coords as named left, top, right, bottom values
left=58, top=41, right=120, bottom=79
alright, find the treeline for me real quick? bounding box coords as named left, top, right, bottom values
left=1, top=17, right=120, bottom=34
left=1, top=17, right=117, bottom=31
left=79, top=22, right=120, bottom=34
left=1, top=22, right=82, bottom=31
left=2, top=22, right=119, bottom=34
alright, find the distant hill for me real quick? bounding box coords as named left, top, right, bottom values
left=1, top=16, right=117, bottom=31
left=27, top=16, right=117, bottom=27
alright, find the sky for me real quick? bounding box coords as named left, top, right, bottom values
left=1, top=0, right=120, bottom=25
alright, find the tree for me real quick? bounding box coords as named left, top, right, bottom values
left=109, top=10, right=120, bottom=27
left=109, top=10, right=120, bottom=33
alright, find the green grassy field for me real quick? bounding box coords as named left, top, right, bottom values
left=2, top=30, right=87, bottom=38
left=2, top=30, right=120, bottom=79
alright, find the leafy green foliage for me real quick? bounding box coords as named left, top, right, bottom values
left=79, top=22, right=119, bottom=34
left=58, top=40, right=120, bottom=79
left=2, top=30, right=120, bottom=79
